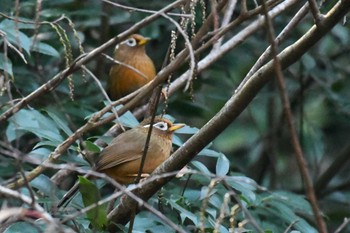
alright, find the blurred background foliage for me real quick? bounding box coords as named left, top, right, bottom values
left=0, top=0, right=350, bottom=232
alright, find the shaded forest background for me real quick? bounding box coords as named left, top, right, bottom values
left=0, top=0, right=350, bottom=232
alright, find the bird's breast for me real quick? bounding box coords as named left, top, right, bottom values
left=108, top=54, right=156, bottom=100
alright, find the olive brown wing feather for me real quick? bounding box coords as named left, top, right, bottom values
left=95, top=129, right=146, bottom=171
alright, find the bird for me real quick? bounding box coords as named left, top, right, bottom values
left=95, top=116, right=184, bottom=184
left=108, top=34, right=156, bottom=100
left=57, top=116, right=184, bottom=207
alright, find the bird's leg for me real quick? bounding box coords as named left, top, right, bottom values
left=131, top=173, right=150, bottom=183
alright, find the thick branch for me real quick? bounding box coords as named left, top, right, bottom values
left=107, top=0, right=350, bottom=227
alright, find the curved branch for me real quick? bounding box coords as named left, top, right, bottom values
left=107, top=0, right=350, bottom=226
left=0, top=0, right=186, bottom=124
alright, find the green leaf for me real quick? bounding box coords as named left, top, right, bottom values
left=28, top=148, right=52, bottom=161
left=4, top=222, right=39, bottom=233
left=176, top=125, right=198, bottom=134
left=0, top=54, right=13, bottom=77
left=273, top=191, right=313, bottom=215
left=216, top=153, right=229, bottom=176
left=172, top=134, right=183, bottom=146
left=271, top=201, right=316, bottom=233
left=78, top=176, right=107, bottom=230
left=7, top=109, right=63, bottom=142
left=226, top=176, right=257, bottom=205
left=191, top=160, right=211, bottom=175
left=0, top=18, right=35, bottom=30
left=208, top=218, right=229, bottom=233
left=33, top=140, right=62, bottom=148
left=46, top=110, right=73, bottom=136
left=109, top=106, right=139, bottom=128
left=168, top=198, right=198, bottom=225
left=31, top=41, right=60, bottom=57
left=24, top=127, right=63, bottom=142
left=31, top=174, right=56, bottom=196
left=0, top=27, right=31, bottom=54
left=183, top=189, right=201, bottom=202
left=200, top=186, right=217, bottom=201
left=198, top=148, right=220, bottom=157
left=84, top=141, right=101, bottom=153
left=5, top=122, right=21, bottom=141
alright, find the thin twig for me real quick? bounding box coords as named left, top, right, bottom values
left=0, top=30, right=27, bottom=64
left=307, top=0, right=323, bottom=26
left=0, top=0, right=187, bottom=124
left=0, top=12, right=65, bottom=25
left=160, top=12, right=197, bottom=92
left=334, top=217, right=350, bottom=233
left=107, top=0, right=350, bottom=225
left=128, top=91, right=160, bottom=233
left=193, top=0, right=288, bottom=60
left=259, top=0, right=327, bottom=231
left=315, top=143, right=350, bottom=196
left=242, top=2, right=309, bottom=83
left=170, top=0, right=299, bottom=98
left=102, top=53, right=150, bottom=81
left=212, top=0, right=237, bottom=51
left=224, top=182, right=264, bottom=233
left=283, top=220, right=299, bottom=233
left=102, top=0, right=192, bottom=18
left=57, top=169, right=186, bottom=233
left=81, top=65, right=125, bottom=132
left=214, top=192, right=230, bottom=233
left=0, top=185, right=57, bottom=224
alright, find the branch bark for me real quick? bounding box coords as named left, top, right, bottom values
left=107, top=0, right=350, bottom=228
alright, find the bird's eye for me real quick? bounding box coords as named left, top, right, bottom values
left=154, top=122, right=168, bottom=131
left=124, top=38, right=137, bottom=47
left=143, top=122, right=168, bottom=131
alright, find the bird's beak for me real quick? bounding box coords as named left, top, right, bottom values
left=138, top=37, right=151, bottom=46
left=169, top=123, right=185, bottom=132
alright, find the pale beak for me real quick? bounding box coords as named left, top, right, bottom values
left=169, top=123, right=185, bottom=132
left=138, top=37, right=151, bottom=46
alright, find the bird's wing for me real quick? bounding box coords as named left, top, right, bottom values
left=95, top=129, right=145, bottom=171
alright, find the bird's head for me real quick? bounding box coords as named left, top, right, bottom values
left=141, top=116, right=185, bottom=139
left=114, top=34, right=151, bottom=54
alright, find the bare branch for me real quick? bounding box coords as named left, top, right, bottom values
left=334, top=218, right=350, bottom=233
left=81, top=65, right=125, bottom=132
left=308, top=0, right=324, bottom=26
left=102, top=0, right=192, bottom=18
left=0, top=185, right=57, bottom=226
left=211, top=0, right=237, bottom=51
left=243, top=2, right=310, bottom=82
left=260, top=0, right=327, bottom=230
left=107, top=0, right=350, bottom=225
left=0, top=0, right=187, bottom=124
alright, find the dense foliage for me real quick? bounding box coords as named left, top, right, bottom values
left=0, top=0, right=350, bottom=232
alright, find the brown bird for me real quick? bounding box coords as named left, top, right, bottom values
left=95, top=116, right=184, bottom=184
left=57, top=116, right=184, bottom=207
left=108, top=34, right=156, bottom=100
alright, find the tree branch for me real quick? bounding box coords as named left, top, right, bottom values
left=260, top=0, right=327, bottom=230
left=106, top=0, right=350, bottom=226
left=0, top=0, right=186, bottom=124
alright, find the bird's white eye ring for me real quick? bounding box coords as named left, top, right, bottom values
left=124, top=38, right=137, bottom=47
left=143, top=122, right=168, bottom=131
left=154, top=122, right=168, bottom=131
